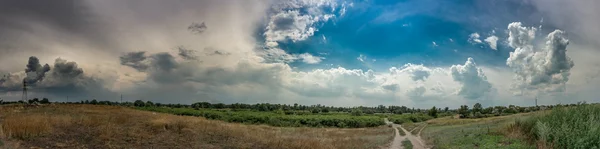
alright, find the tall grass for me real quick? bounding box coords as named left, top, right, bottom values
left=511, top=104, right=600, bottom=148
left=387, top=114, right=433, bottom=124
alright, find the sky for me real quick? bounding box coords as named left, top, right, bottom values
left=1, top=0, right=599, bottom=108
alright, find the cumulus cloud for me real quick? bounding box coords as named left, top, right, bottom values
left=406, top=86, right=426, bottom=98
left=506, top=22, right=574, bottom=94
left=391, top=64, right=432, bottom=82
left=484, top=35, right=499, bottom=50
left=468, top=32, right=482, bottom=44
left=450, top=57, right=492, bottom=99
left=298, top=53, right=323, bottom=64
left=177, top=46, right=198, bottom=60
left=0, top=56, right=115, bottom=99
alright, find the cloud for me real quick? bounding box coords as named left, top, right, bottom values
left=188, top=22, right=207, bottom=34
left=120, top=51, right=149, bottom=72
left=468, top=32, right=482, bottom=44
left=484, top=35, right=499, bottom=50
left=177, top=46, right=198, bottom=60
left=357, top=54, right=367, bottom=62
left=450, top=57, right=492, bottom=99
left=506, top=22, right=574, bottom=94
left=391, top=64, right=432, bottom=82
left=0, top=56, right=116, bottom=99
left=298, top=53, right=323, bottom=64
left=406, top=86, right=426, bottom=98
left=24, top=57, right=51, bottom=85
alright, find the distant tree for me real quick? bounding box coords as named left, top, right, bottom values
left=40, top=98, right=50, bottom=104
left=311, top=108, right=321, bottom=114
left=444, top=107, right=449, bottom=112
left=351, top=109, right=363, bottom=116
left=473, top=103, right=482, bottom=113
left=321, top=108, right=329, bottom=113
left=90, top=99, right=98, bottom=105
left=145, top=101, right=155, bottom=107
left=428, top=106, right=438, bottom=118
left=458, top=105, right=470, bottom=118
left=134, top=100, right=145, bottom=107
left=482, top=107, right=493, bottom=114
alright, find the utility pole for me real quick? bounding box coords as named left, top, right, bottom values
left=67, top=96, right=69, bottom=103
left=535, top=96, right=538, bottom=107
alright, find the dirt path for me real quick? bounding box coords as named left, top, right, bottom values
left=384, top=118, right=429, bottom=149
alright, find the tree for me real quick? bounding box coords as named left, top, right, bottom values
left=134, top=100, right=145, bottom=107
left=90, top=99, right=98, bottom=105
left=444, top=107, right=449, bottom=112
left=473, top=103, right=482, bottom=113
left=40, top=98, right=50, bottom=104
left=351, top=109, right=363, bottom=116
left=428, top=106, right=438, bottom=118
left=458, top=105, right=470, bottom=118
left=145, top=101, right=155, bottom=107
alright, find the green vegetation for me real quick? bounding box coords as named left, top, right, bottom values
left=398, top=128, right=406, bottom=136
left=402, top=139, right=413, bottom=149
left=422, top=115, right=534, bottom=149
left=137, top=106, right=385, bottom=128
left=511, top=103, right=600, bottom=148
left=387, top=114, right=433, bottom=124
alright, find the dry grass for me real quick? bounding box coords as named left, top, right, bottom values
left=0, top=104, right=394, bottom=149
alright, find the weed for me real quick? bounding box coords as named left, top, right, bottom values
left=402, top=138, right=413, bottom=149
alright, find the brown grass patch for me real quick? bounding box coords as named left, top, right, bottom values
left=0, top=104, right=394, bottom=149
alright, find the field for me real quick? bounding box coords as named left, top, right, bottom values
left=421, top=113, right=536, bottom=149
left=509, top=104, right=600, bottom=148
left=0, top=104, right=394, bottom=149
left=136, top=106, right=386, bottom=128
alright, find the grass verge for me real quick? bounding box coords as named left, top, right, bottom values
left=508, top=104, right=600, bottom=148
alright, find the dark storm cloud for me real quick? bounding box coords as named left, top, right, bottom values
left=120, top=51, right=149, bottom=72
left=177, top=46, right=198, bottom=60
left=0, top=0, right=113, bottom=51
left=0, top=56, right=117, bottom=100
left=188, top=22, right=207, bottom=34
left=152, top=53, right=178, bottom=72
left=24, top=56, right=51, bottom=85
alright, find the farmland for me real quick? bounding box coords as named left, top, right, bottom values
left=0, top=104, right=394, bottom=149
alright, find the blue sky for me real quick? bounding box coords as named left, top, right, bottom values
left=274, top=0, right=552, bottom=70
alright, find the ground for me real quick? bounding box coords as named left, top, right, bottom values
left=0, top=104, right=394, bottom=149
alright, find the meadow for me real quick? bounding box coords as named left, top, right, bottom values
left=509, top=103, right=600, bottom=148
left=421, top=113, right=535, bottom=149
left=136, top=106, right=386, bottom=128
left=0, top=104, right=395, bottom=149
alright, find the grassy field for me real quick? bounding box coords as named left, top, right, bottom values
left=509, top=104, right=600, bottom=148
left=387, top=114, right=433, bottom=124
left=421, top=113, right=536, bottom=149
left=136, top=106, right=386, bottom=128
left=0, top=104, right=394, bottom=149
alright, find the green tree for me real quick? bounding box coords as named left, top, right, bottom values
left=428, top=106, right=438, bottom=118
left=134, top=100, right=145, bottom=107
left=40, top=98, right=50, bottom=104
left=458, top=105, right=470, bottom=118
left=444, top=107, right=449, bottom=112
left=351, top=109, right=363, bottom=116
left=90, top=99, right=98, bottom=105
left=473, top=103, right=482, bottom=113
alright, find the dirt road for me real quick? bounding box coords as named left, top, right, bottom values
left=384, top=118, right=429, bottom=149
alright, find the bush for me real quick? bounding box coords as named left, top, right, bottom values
left=137, top=107, right=385, bottom=128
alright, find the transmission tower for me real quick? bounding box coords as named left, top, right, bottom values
left=22, top=80, right=28, bottom=102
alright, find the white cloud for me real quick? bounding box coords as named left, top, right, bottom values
left=468, top=32, right=482, bottom=44
left=432, top=41, right=438, bottom=47
left=298, top=53, right=324, bottom=64
left=450, top=57, right=492, bottom=99
left=357, top=54, right=367, bottom=62
left=391, top=63, right=432, bottom=82
left=506, top=22, right=574, bottom=94
left=484, top=35, right=499, bottom=50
